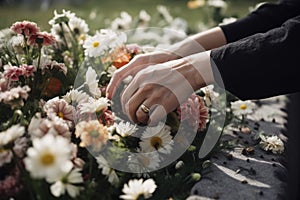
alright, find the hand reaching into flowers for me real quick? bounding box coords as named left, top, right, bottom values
left=120, top=51, right=214, bottom=125
left=106, top=27, right=226, bottom=99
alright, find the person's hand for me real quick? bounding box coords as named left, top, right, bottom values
left=120, top=51, right=214, bottom=125
left=106, top=51, right=178, bottom=99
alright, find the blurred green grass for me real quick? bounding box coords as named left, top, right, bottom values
left=0, top=0, right=262, bottom=32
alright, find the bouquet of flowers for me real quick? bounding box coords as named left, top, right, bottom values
left=0, top=9, right=231, bottom=200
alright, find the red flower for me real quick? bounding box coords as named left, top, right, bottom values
left=11, top=20, right=40, bottom=37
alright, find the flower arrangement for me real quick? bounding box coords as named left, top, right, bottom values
left=0, top=7, right=284, bottom=200
left=0, top=9, right=220, bottom=200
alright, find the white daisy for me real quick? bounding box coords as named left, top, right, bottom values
left=50, top=168, right=83, bottom=198
left=115, top=121, right=137, bottom=137
left=96, top=155, right=120, bottom=185
left=49, top=9, right=75, bottom=26
left=24, top=134, right=73, bottom=180
left=62, top=89, right=89, bottom=105
left=111, top=11, right=132, bottom=30
left=120, top=178, right=157, bottom=200
left=0, top=124, right=25, bottom=147
left=69, top=16, right=89, bottom=36
left=97, top=29, right=127, bottom=49
left=107, top=65, right=117, bottom=77
left=139, top=123, right=174, bottom=154
left=83, top=33, right=109, bottom=57
left=128, top=151, right=160, bottom=173
left=230, top=100, right=256, bottom=116
left=139, top=10, right=151, bottom=24
left=259, top=135, right=284, bottom=154
left=84, top=67, right=101, bottom=98
left=79, top=97, right=110, bottom=114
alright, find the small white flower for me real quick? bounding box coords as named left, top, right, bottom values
left=83, top=33, right=109, bottom=57
left=230, top=100, right=256, bottom=116
left=50, top=168, right=83, bottom=198
left=128, top=151, right=161, bottom=173
left=24, top=134, right=73, bottom=180
left=111, top=11, right=132, bottom=30
left=139, top=122, right=174, bottom=154
left=138, top=10, right=151, bottom=25
left=69, top=16, right=89, bottom=36
left=115, top=121, right=137, bottom=137
left=207, top=0, right=227, bottom=8
left=49, top=9, right=76, bottom=26
left=157, top=5, right=173, bottom=23
left=120, top=178, right=157, bottom=200
left=79, top=97, right=110, bottom=114
left=85, top=67, right=101, bottom=98
left=96, top=155, right=120, bottom=185
left=0, top=124, right=25, bottom=147
left=259, top=135, right=284, bottom=154
left=62, top=89, right=89, bottom=105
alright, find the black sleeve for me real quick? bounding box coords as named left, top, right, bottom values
left=210, top=15, right=300, bottom=100
left=220, top=0, right=300, bottom=43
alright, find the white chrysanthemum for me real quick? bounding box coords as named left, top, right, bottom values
left=84, top=67, right=101, bottom=98
left=62, top=89, right=89, bottom=105
left=69, top=16, right=89, bottom=36
left=96, top=155, right=120, bottom=185
left=230, top=100, right=256, bottom=116
left=24, top=134, right=73, bottom=180
left=49, top=9, right=76, bottom=26
left=139, top=10, right=151, bottom=23
left=83, top=33, right=109, bottom=57
left=50, top=168, right=83, bottom=198
left=0, top=124, right=25, bottom=147
left=115, top=121, right=137, bottom=137
left=128, top=151, right=160, bottom=173
left=97, top=29, right=127, bottom=49
left=259, top=135, right=284, bottom=154
left=139, top=123, right=174, bottom=154
left=111, top=11, right=132, bottom=30
left=120, top=178, right=157, bottom=200
left=79, top=97, right=110, bottom=114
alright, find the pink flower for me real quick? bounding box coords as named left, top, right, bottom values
left=0, top=149, right=12, bottom=167
left=43, top=97, right=75, bottom=128
left=28, top=116, right=71, bottom=139
left=177, top=94, right=209, bottom=131
left=20, top=64, right=36, bottom=77
left=3, top=66, right=23, bottom=81
left=0, top=86, right=30, bottom=109
left=10, top=20, right=40, bottom=36
left=28, top=31, right=55, bottom=46
left=0, top=78, right=8, bottom=92
left=3, top=65, right=35, bottom=81
left=41, top=60, right=67, bottom=75
left=75, top=120, right=109, bottom=152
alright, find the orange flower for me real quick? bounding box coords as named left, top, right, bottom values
left=112, top=52, right=132, bottom=69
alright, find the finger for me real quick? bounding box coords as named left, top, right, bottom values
left=148, top=93, right=179, bottom=126
left=106, top=56, right=145, bottom=99
left=126, top=88, right=148, bottom=123
left=106, top=68, right=131, bottom=99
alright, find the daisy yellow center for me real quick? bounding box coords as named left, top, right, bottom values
left=150, top=136, right=163, bottom=150
left=79, top=34, right=86, bottom=41
left=93, top=41, right=100, bottom=48
left=240, top=104, right=247, bottom=110
left=58, top=111, right=64, bottom=119
left=40, top=152, right=55, bottom=166
left=0, top=148, right=7, bottom=153
left=89, top=130, right=99, bottom=138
